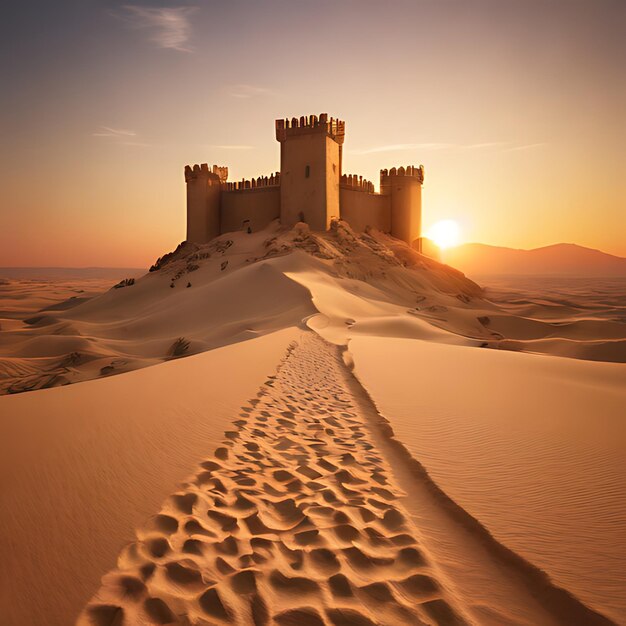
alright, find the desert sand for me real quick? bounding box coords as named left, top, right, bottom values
left=0, top=328, right=298, bottom=625
left=350, top=337, right=626, bottom=623
left=1, top=221, right=624, bottom=625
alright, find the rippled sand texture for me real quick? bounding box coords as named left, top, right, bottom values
left=351, top=336, right=626, bottom=624
left=481, top=276, right=626, bottom=324
left=475, top=276, right=626, bottom=362
left=0, top=276, right=116, bottom=329
left=79, top=335, right=468, bottom=626
left=0, top=275, right=139, bottom=392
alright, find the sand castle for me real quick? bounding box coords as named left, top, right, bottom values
left=185, top=114, right=424, bottom=249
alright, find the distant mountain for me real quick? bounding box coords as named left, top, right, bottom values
left=441, top=243, right=626, bottom=277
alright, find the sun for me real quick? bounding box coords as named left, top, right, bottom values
left=426, top=219, right=461, bottom=249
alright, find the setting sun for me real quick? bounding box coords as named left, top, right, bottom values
left=426, top=219, right=461, bottom=249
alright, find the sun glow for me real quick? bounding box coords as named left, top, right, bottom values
left=426, top=219, right=461, bottom=249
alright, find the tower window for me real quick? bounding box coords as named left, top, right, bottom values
left=305, top=165, right=310, bottom=178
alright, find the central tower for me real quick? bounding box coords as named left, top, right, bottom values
left=276, top=114, right=345, bottom=231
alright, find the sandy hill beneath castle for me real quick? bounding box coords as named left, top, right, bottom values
left=0, top=221, right=480, bottom=395
left=1, top=221, right=624, bottom=396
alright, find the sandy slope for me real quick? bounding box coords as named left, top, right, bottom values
left=0, top=276, right=117, bottom=321
left=0, top=328, right=298, bottom=626
left=349, top=337, right=626, bottom=623
left=1, top=221, right=624, bottom=625
left=1, top=222, right=625, bottom=396
left=73, top=331, right=616, bottom=626
left=78, top=334, right=472, bottom=626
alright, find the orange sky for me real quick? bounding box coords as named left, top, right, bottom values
left=1, top=0, right=624, bottom=267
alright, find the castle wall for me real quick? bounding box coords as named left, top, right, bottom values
left=325, top=136, right=341, bottom=227
left=220, top=187, right=280, bottom=234
left=391, top=178, right=421, bottom=249
left=339, top=188, right=391, bottom=233
left=276, top=115, right=344, bottom=232
left=185, top=165, right=221, bottom=243
left=279, top=133, right=340, bottom=230
left=381, top=166, right=424, bottom=250
left=185, top=118, right=424, bottom=248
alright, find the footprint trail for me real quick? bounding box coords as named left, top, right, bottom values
left=79, top=333, right=467, bottom=626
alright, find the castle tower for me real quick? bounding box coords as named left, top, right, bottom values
left=184, top=164, right=226, bottom=243
left=275, top=114, right=345, bottom=231
left=380, top=165, right=424, bottom=251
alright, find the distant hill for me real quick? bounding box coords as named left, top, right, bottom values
left=0, top=267, right=145, bottom=280
left=442, top=243, right=626, bottom=277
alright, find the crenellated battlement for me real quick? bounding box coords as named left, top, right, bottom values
left=380, top=165, right=424, bottom=185
left=223, top=172, right=281, bottom=192
left=275, top=113, right=345, bottom=145
left=340, top=174, right=375, bottom=193
left=184, top=163, right=229, bottom=183
left=212, top=165, right=228, bottom=183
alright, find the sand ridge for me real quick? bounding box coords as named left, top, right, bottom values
left=79, top=333, right=467, bottom=626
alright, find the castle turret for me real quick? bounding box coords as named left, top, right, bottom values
left=380, top=165, right=424, bottom=250
left=276, top=113, right=345, bottom=231
left=184, top=164, right=227, bottom=243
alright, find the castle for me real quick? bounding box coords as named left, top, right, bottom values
left=185, top=114, right=424, bottom=250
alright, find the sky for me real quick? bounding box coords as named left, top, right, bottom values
left=1, top=0, right=624, bottom=267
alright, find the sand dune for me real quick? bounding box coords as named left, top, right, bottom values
left=2, top=222, right=624, bottom=397
left=0, top=221, right=624, bottom=624
left=0, top=276, right=116, bottom=321
left=479, top=275, right=626, bottom=323
left=350, top=336, right=626, bottom=623
left=0, top=329, right=298, bottom=626
left=79, top=334, right=470, bottom=626
left=0, top=223, right=481, bottom=394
